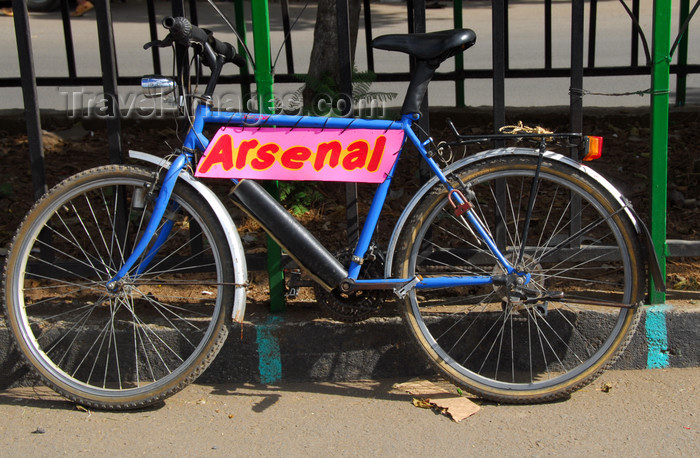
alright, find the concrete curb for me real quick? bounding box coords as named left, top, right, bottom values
left=1, top=305, right=698, bottom=389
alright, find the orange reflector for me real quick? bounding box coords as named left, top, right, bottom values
left=583, top=136, right=603, bottom=161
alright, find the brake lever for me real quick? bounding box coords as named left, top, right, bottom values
left=143, top=33, right=175, bottom=50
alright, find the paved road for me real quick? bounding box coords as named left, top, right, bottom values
left=0, top=368, right=697, bottom=455
left=1, top=0, right=698, bottom=112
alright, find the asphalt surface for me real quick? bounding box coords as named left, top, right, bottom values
left=0, top=368, right=697, bottom=455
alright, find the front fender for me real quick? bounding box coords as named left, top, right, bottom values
left=384, top=148, right=663, bottom=290
left=128, top=150, right=249, bottom=321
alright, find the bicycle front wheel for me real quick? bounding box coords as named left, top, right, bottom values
left=394, top=154, right=644, bottom=403
left=3, top=165, right=235, bottom=409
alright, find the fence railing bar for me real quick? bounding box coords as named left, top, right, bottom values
left=453, top=0, right=465, bottom=107
left=188, top=0, right=198, bottom=25
left=675, top=0, right=691, bottom=106
left=60, top=0, right=77, bottom=78
left=570, top=0, right=585, bottom=247
left=570, top=0, right=585, bottom=146
left=618, top=0, right=651, bottom=65
left=233, top=0, right=252, bottom=105
left=492, top=0, right=507, bottom=251
left=336, top=0, right=353, bottom=118
left=544, top=0, right=552, bottom=69
left=670, top=0, right=699, bottom=57
left=12, top=0, right=46, bottom=200
left=8, top=61, right=699, bottom=91
left=492, top=0, right=506, bottom=130
left=171, top=0, right=189, bottom=111
left=504, top=0, right=510, bottom=71
left=188, top=0, right=204, bottom=79
left=273, top=64, right=700, bottom=80
left=588, top=0, right=597, bottom=68
left=280, top=0, right=295, bottom=75
left=631, top=0, right=640, bottom=67
left=94, top=0, right=122, bottom=164
left=363, top=0, right=374, bottom=73
left=171, top=1, right=185, bottom=22
left=146, top=0, right=162, bottom=75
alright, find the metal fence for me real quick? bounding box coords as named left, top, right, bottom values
left=6, top=0, right=700, bottom=267
left=7, top=0, right=699, bottom=188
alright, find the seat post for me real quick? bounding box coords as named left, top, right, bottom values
left=401, top=59, right=440, bottom=115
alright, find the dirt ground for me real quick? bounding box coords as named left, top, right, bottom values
left=1, top=107, right=698, bottom=304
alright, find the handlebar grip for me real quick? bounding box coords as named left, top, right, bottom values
left=212, top=40, right=246, bottom=67
left=162, top=16, right=192, bottom=46
left=162, top=16, right=245, bottom=67
left=162, top=16, right=210, bottom=48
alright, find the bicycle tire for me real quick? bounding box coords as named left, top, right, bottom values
left=394, top=155, right=644, bottom=403
left=3, top=165, right=235, bottom=409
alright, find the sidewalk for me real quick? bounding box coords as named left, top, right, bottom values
left=0, top=368, right=697, bottom=455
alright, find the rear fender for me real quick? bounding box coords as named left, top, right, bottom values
left=384, top=148, right=665, bottom=291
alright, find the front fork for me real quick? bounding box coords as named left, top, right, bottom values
left=106, top=151, right=190, bottom=290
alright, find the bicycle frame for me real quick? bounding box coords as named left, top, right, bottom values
left=106, top=103, right=520, bottom=295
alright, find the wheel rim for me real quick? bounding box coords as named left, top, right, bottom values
left=406, top=165, right=638, bottom=392
left=8, top=172, right=226, bottom=399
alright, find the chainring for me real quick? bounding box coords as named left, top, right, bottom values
left=314, top=249, right=389, bottom=323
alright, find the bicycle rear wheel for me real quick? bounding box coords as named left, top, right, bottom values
left=394, top=154, right=644, bottom=403
left=3, top=165, right=235, bottom=409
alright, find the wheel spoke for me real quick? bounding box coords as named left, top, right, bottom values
left=399, top=156, right=641, bottom=402
left=5, top=166, right=233, bottom=409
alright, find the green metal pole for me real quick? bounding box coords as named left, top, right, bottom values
left=649, top=0, right=672, bottom=304
left=251, top=1, right=274, bottom=115
left=453, top=0, right=465, bottom=107
left=251, top=0, right=286, bottom=312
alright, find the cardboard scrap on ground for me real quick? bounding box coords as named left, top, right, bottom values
left=395, top=380, right=480, bottom=422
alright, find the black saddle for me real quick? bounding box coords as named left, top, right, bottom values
left=371, top=29, right=477, bottom=114
left=372, top=29, right=476, bottom=63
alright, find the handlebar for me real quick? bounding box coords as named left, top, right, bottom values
left=161, top=16, right=245, bottom=68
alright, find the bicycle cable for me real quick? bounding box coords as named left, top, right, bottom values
left=271, top=0, right=312, bottom=76
left=206, top=0, right=255, bottom=70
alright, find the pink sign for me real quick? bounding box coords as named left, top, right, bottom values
left=195, top=126, right=404, bottom=183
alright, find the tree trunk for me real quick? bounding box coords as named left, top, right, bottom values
left=302, top=0, right=362, bottom=112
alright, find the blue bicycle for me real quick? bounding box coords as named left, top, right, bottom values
left=3, top=16, right=661, bottom=409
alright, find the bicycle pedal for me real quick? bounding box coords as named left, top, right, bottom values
left=284, top=269, right=315, bottom=299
